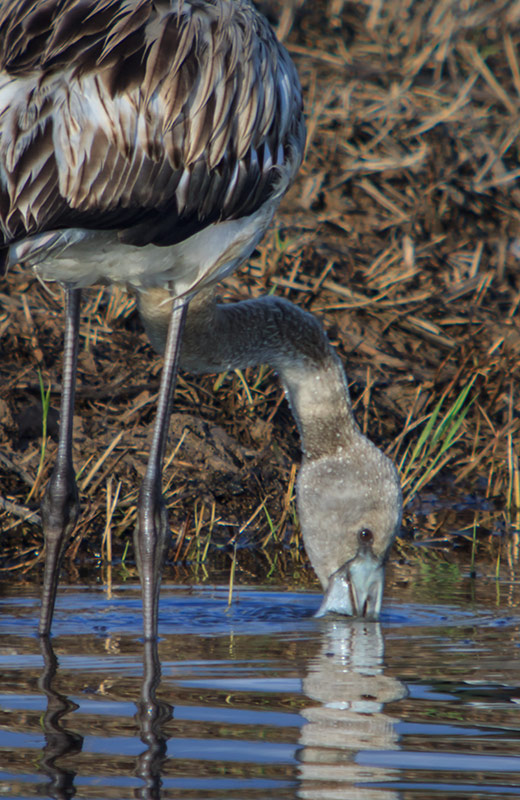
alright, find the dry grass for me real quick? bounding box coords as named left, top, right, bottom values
left=1, top=0, right=519, bottom=584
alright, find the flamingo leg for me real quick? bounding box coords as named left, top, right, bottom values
left=136, top=296, right=188, bottom=640
left=39, top=286, right=81, bottom=636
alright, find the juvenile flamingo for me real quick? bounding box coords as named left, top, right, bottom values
left=0, top=0, right=401, bottom=638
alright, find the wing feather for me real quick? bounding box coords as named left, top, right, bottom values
left=0, top=0, right=305, bottom=247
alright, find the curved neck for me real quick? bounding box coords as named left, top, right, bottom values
left=281, top=357, right=360, bottom=460
left=138, top=289, right=361, bottom=460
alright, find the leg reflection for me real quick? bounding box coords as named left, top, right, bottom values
left=38, top=637, right=83, bottom=800
left=135, top=638, right=173, bottom=800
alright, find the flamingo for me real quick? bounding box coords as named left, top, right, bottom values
left=0, top=0, right=401, bottom=638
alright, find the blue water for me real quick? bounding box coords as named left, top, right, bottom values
left=0, top=574, right=519, bottom=799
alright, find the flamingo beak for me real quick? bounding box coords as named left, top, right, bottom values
left=315, top=545, right=385, bottom=620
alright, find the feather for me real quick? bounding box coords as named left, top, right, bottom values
left=0, top=0, right=305, bottom=250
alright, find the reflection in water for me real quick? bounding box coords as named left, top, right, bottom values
left=298, top=619, right=405, bottom=800
left=38, top=637, right=83, bottom=800
left=135, top=639, right=172, bottom=800
left=36, top=609, right=407, bottom=799
left=39, top=635, right=172, bottom=800
left=2, top=582, right=520, bottom=799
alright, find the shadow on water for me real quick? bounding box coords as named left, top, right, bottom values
left=0, top=575, right=520, bottom=799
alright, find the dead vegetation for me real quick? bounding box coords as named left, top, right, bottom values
left=1, top=0, right=519, bottom=584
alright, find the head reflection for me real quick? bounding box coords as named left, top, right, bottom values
left=297, top=618, right=406, bottom=800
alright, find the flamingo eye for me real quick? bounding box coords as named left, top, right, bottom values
left=359, top=528, right=374, bottom=544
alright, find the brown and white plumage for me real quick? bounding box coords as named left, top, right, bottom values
left=0, top=0, right=401, bottom=638
left=0, top=0, right=304, bottom=286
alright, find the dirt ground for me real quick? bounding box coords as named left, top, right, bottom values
left=1, top=0, right=519, bottom=585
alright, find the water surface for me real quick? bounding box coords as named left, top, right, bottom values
left=0, top=572, right=519, bottom=799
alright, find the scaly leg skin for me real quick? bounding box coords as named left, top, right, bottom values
left=136, top=297, right=187, bottom=640
left=39, top=286, right=82, bottom=636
